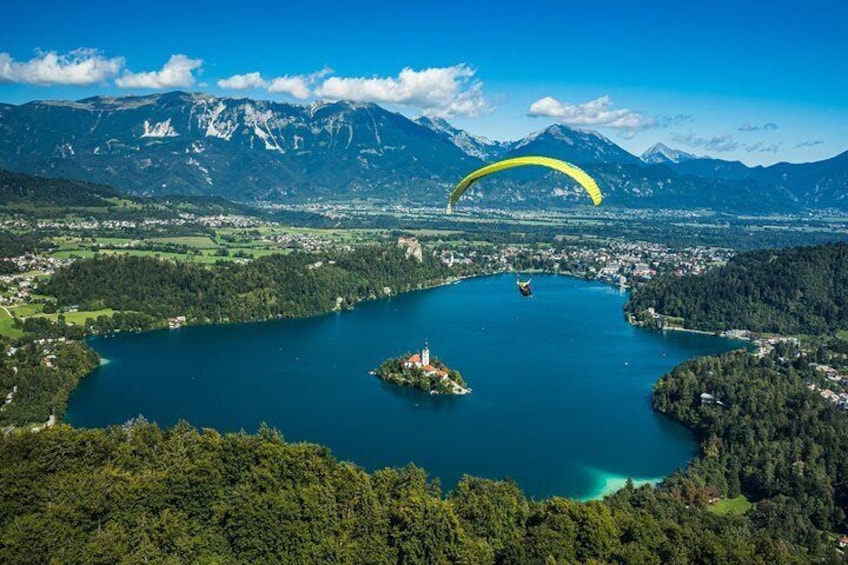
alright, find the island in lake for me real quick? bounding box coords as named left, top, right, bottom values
left=373, top=341, right=470, bottom=395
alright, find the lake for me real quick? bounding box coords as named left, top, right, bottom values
left=66, top=274, right=743, bottom=500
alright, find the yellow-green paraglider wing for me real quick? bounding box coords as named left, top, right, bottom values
left=446, top=156, right=603, bottom=213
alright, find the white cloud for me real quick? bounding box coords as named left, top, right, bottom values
left=219, top=67, right=331, bottom=99
left=268, top=75, right=311, bottom=99
left=528, top=95, right=657, bottom=132
left=217, top=71, right=267, bottom=90
left=0, top=49, right=124, bottom=86
left=116, top=54, right=202, bottom=89
left=314, top=64, right=489, bottom=117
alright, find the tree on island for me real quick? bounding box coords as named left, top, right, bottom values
left=375, top=342, right=468, bottom=395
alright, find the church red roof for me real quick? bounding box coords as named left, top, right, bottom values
left=423, top=365, right=447, bottom=377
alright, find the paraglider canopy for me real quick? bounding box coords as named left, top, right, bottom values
left=446, top=156, right=603, bottom=213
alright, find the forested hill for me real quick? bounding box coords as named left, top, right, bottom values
left=0, top=168, right=120, bottom=207
left=42, top=245, right=451, bottom=323
left=626, top=242, right=848, bottom=334
left=653, top=345, right=848, bottom=538
left=0, top=168, right=260, bottom=218
left=0, top=420, right=830, bottom=563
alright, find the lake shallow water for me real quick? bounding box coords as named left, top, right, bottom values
left=67, top=274, right=743, bottom=499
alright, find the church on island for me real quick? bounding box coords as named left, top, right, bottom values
left=404, top=341, right=448, bottom=379
left=373, top=340, right=469, bottom=395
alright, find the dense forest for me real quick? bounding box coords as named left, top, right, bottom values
left=0, top=168, right=121, bottom=208
left=0, top=231, right=44, bottom=257
left=0, top=168, right=263, bottom=221
left=655, top=345, right=848, bottom=536
left=0, top=419, right=833, bottom=564
left=42, top=245, right=451, bottom=325
left=0, top=337, right=98, bottom=427
left=627, top=242, right=848, bottom=334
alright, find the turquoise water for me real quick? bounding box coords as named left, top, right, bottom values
left=66, top=274, right=743, bottom=499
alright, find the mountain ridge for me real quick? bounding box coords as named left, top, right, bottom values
left=0, top=91, right=845, bottom=212
left=641, top=143, right=697, bottom=164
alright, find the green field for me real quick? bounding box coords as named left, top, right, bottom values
left=707, top=495, right=753, bottom=515
left=7, top=303, right=42, bottom=317
left=238, top=225, right=388, bottom=240
left=49, top=247, right=283, bottom=264
left=0, top=308, right=25, bottom=338
left=49, top=249, right=98, bottom=260
left=47, top=228, right=304, bottom=263
left=39, top=309, right=117, bottom=325
left=402, top=229, right=463, bottom=237
left=9, top=304, right=117, bottom=326
left=41, top=222, right=401, bottom=266
left=149, top=236, right=219, bottom=248
left=103, top=197, right=144, bottom=209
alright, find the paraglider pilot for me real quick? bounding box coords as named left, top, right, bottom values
left=517, top=277, right=532, bottom=297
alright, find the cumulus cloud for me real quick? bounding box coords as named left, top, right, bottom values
left=217, top=71, right=267, bottom=90
left=796, top=140, right=824, bottom=148
left=527, top=95, right=658, bottom=134
left=215, top=65, right=484, bottom=114
left=268, top=75, right=311, bottom=98
left=672, top=131, right=740, bottom=152
left=314, top=64, right=489, bottom=117
left=116, top=54, right=202, bottom=89
left=218, top=67, right=331, bottom=100
left=0, top=48, right=123, bottom=86
left=306, top=67, right=333, bottom=83
left=738, top=122, right=778, bottom=132
left=268, top=67, right=332, bottom=98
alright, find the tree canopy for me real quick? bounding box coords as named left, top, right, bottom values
left=627, top=242, right=848, bottom=334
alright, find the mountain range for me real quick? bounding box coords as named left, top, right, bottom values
left=0, top=91, right=845, bottom=213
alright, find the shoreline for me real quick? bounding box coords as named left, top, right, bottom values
left=372, top=355, right=471, bottom=396
left=577, top=468, right=664, bottom=501
left=62, top=270, right=732, bottom=502
left=660, top=325, right=721, bottom=337
left=79, top=270, right=625, bottom=345
left=640, top=321, right=762, bottom=350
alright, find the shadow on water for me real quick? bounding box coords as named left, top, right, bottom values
left=376, top=379, right=463, bottom=412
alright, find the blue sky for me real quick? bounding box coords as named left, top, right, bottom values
left=1, top=0, right=846, bottom=165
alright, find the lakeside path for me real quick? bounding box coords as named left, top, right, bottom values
left=661, top=326, right=720, bottom=336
